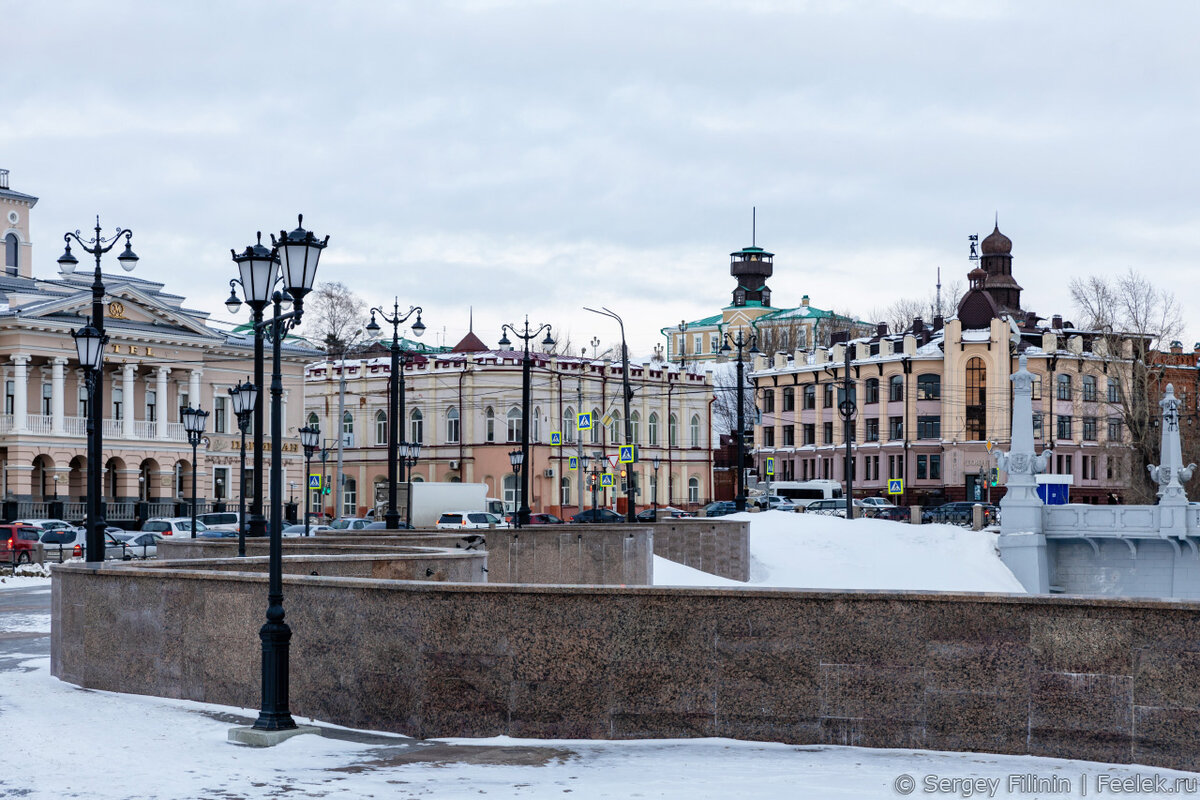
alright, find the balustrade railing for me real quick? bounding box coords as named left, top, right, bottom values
left=26, top=414, right=52, bottom=434
left=0, top=414, right=189, bottom=441
left=133, top=420, right=158, bottom=439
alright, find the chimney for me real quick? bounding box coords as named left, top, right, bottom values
left=876, top=321, right=887, bottom=337
left=1052, top=314, right=1063, bottom=330
left=932, top=315, right=944, bottom=331
left=1171, top=340, right=1183, bottom=355
left=912, top=316, right=923, bottom=334
left=0, top=169, right=8, bottom=190
left=801, top=294, right=810, bottom=307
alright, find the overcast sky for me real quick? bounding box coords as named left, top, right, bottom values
left=6, top=0, right=1198, bottom=356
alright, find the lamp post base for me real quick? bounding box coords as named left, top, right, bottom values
left=228, top=724, right=320, bottom=748
left=254, top=617, right=296, bottom=732
left=384, top=511, right=401, bottom=529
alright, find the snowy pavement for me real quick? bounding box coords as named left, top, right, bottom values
left=5, top=585, right=1199, bottom=799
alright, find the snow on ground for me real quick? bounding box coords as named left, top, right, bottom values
left=0, top=573, right=52, bottom=590
left=655, top=511, right=1026, bottom=593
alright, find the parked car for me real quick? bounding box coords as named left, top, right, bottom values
left=13, top=519, right=80, bottom=537
left=329, top=518, right=372, bottom=531
left=121, top=532, right=164, bottom=558
left=569, top=508, right=624, bottom=524
left=435, top=511, right=510, bottom=529
left=364, top=521, right=414, bottom=530
left=282, top=524, right=335, bottom=537
left=142, top=518, right=208, bottom=536
left=197, top=529, right=238, bottom=539
left=37, top=527, right=130, bottom=560
left=922, top=502, right=1000, bottom=525
left=804, top=498, right=870, bottom=518
left=751, top=495, right=797, bottom=512
left=635, top=506, right=695, bottom=522
left=1, top=524, right=42, bottom=563
left=196, top=512, right=243, bottom=532
left=527, top=513, right=564, bottom=525
left=701, top=501, right=740, bottom=518
left=859, top=497, right=897, bottom=509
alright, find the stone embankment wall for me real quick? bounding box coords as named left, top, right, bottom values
left=650, top=519, right=749, bottom=581
left=53, top=564, right=1200, bottom=772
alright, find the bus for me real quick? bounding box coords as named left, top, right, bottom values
left=766, top=480, right=844, bottom=508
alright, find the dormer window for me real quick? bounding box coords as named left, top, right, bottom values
left=734, top=288, right=745, bottom=306
left=762, top=287, right=771, bottom=307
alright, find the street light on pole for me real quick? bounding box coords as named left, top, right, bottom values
left=365, top=299, right=425, bottom=529
left=720, top=329, right=760, bottom=512
left=498, top=318, right=555, bottom=528
left=58, top=218, right=137, bottom=562
left=584, top=306, right=636, bottom=522
left=299, top=425, right=320, bottom=537
left=226, top=215, right=328, bottom=736
left=508, top=448, right=524, bottom=525
left=652, top=456, right=661, bottom=520
left=229, top=379, right=257, bottom=557
left=400, top=440, right=422, bottom=529
left=180, top=405, right=209, bottom=538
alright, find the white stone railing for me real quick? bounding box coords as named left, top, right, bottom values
left=26, top=414, right=52, bottom=435
left=133, top=420, right=158, bottom=439
left=63, top=416, right=87, bottom=436
left=0, top=415, right=190, bottom=441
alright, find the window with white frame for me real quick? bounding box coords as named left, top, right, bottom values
left=446, top=406, right=460, bottom=443
left=669, top=413, right=678, bottom=446
left=213, top=466, right=230, bottom=501
left=590, top=408, right=601, bottom=443
left=689, top=414, right=700, bottom=447
left=532, top=406, right=541, bottom=442
left=145, top=388, right=157, bottom=422
left=214, top=395, right=228, bottom=434
left=608, top=410, right=620, bottom=442
left=630, top=411, right=640, bottom=444
left=342, top=411, right=353, bottom=435
left=506, top=407, right=522, bottom=442
left=485, top=407, right=495, bottom=442
left=560, top=476, right=571, bottom=506
left=410, top=408, right=424, bottom=443
left=113, top=386, right=124, bottom=421
left=563, top=406, right=576, bottom=443
left=688, top=476, right=700, bottom=503
left=41, top=383, right=52, bottom=416
left=307, top=412, right=319, bottom=428
left=648, top=412, right=659, bottom=445
left=78, top=383, right=89, bottom=417
left=343, top=477, right=357, bottom=517
left=375, top=410, right=387, bottom=445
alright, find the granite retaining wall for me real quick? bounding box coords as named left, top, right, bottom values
left=51, top=563, right=1200, bottom=771
left=649, top=519, right=749, bottom=582
left=481, top=525, right=653, bottom=585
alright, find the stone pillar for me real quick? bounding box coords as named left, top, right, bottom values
left=156, top=367, right=171, bottom=440
left=1149, top=383, right=1195, bottom=537
left=51, top=357, right=66, bottom=435
left=122, top=364, right=136, bottom=438
left=11, top=354, right=29, bottom=432
left=997, top=354, right=1053, bottom=593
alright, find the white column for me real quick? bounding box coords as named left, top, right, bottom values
left=51, top=358, right=66, bottom=435
left=156, top=367, right=171, bottom=440
left=11, top=354, right=29, bottom=432
left=122, top=364, right=136, bottom=438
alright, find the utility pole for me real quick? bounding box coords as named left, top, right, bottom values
left=335, top=349, right=347, bottom=520
left=577, top=377, right=585, bottom=514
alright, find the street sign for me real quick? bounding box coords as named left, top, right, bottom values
left=550, top=431, right=562, bottom=445
left=887, top=478, right=903, bottom=495
left=608, top=454, right=619, bottom=470
left=568, top=456, right=578, bottom=471
left=766, top=457, right=775, bottom=476
left=619, top=445, right=634, bottom=463
left=985, top=440, right=994, bottom=453
left=602, top=413, right=613, bottom=427
left=577, top=412, right=592, bottom=430
left=308, top=474, right=321, bottom=489
left=601, top=473, right=614, bottom=487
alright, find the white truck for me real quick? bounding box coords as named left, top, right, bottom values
left=372, top=482, right=503, bottom=528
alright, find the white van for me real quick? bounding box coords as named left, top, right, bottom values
left=767, top=480, right=844, bottom=509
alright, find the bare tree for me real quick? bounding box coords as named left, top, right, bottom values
left=711, top=361, right=756, bottom=437
left=1070, top=269, right=1186, bottom=503
left=869, top=280, right=966, bottom=334
left=303, top=281, right=367, bottom=354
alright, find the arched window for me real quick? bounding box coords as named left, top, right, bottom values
left=589, top=407, right=601, bottom=444
left=507, top=407, right=522, bottom=442
left=343, top=477, right=357, bottom=517
left=563, top=406, right=576, bottom=443
left=1082, top=375, right=1097, bottom=402
left=630, top=411, right=640, bottom=444
left=965, top=357, right=987, bottom=441
left=889, top=375, right=904, bottom=402
left=375, top=410, right=387, bottom=446
left=669, top=413, right=678, bottom=447
left=560, top=476, right=571, bottom=506
left=690, top=414, right=701, bottom=448
left=688, top=476, right=700, bottom=503
left=409, top=408, right=423, bottom=443
left=532, top=406, right=541, bottom=442
left=648, top=412, right=659, bottom=446
left=916, top=374, right=941, bottom=400
left=342, top=411, right=353, bottom=434
left=485, top=407, right=495, bottom=443
left=307, top=412, right=319, bottom=428
left=609, top=410, right=621, bottom=442
left=865, top=378, right=879, bottom=404
left=4, top=233, right=17, bottom=276
left=446, top=406, right=460, bottom=443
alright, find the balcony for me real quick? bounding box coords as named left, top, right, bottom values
left=0, top=414, right=189, bottom=442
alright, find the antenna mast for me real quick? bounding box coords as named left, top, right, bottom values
left=752, top=206, right=756, bottom=246
left=936, top=266, right=942, bottom=318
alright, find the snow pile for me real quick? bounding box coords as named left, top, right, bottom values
left=655, top=510, right=1026, bottom=593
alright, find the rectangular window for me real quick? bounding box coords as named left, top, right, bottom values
left=889, top=416, right=903, bottom=440
left=41, top=383, right=52, bottom=416
left=865, top=380, right=879, bottom=404
left=146, top=389, right=157, bottom=422
left=1057, top=375, right=1071, bottom=401
left=762, top=427, right=775, bottom=447
left=1082, top=376, right=1097, bottom=402
left=214, top=395, right=228, bottom=434
left=822, top=459, right=831, bottom=480
left=113, top=387, right=124, bottom=421
left=916, top=374, right=940, bottom=400
left=823, top=384, right=834, bottom=408
left=916, top=416, right=940, bottom=440
left=1033, top=412, right=1044, bottom=439
left=4, top=380, right=12, bottom=415
left=78, top=384, right=89, bottom=418
left=213, top=466, right=230, bottom=501
left=782, top=425, right=794, bottom=446
left=1056, top=415, right=1072, bottom=440
left=823, top=421, right=833, bottom=444
left=916, top=455, right=927, bottom=480
left=930, top=455, right=941, bottom=480
left=1108, top=379, right=1120, bottom=404
left=865, top=418, right=879, bottom=442
left=1082, top=416, right=1097, bottom=441
left=1056, top=454, right=1073, bottom=475
left=1106, top=457, right=1114, bottom=480
left=803, top=424, right=815, bottom=445
left=762, top=390, right=775, bottom=413
left=782, top=388, right=794, bottom=412
left=693, top=334, right=702, bottom=354
left=889, top=455, right=902, bottom=479
left=1108, top=417, right=1123, bottom=441
left=803, top=385, right=816, bottom=410
left=889, top=377, right=904, bottom=402
left=1031, top=377, right=1041, bottom=400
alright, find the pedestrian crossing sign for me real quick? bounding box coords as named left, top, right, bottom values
left=577, top=412, right=592, bottom=430
left=308, top=474, right=321, bottom=489
left=766, top=458, right=775, bottom=476
left=550, top=431, right=562, bottom=445
left=888, top=478, right=903, bottom=495
left=619, top=445, right=634, bottom=463
left=601, top=473, right=614, bottom=487
left=569, top=456, right=578, bottom=471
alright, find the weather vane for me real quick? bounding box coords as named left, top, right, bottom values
left=968, top=234, right=979, bottom=261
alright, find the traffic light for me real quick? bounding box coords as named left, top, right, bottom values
left=989, top=467, right=999, bottom=487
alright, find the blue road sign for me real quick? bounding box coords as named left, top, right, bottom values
left=308, top=474, right=321, bottom=489
left=550, top=431, right=562, bottom=445
left=569, top=456, right=579, bottom=471
left=887, top=478, right=903, bottom=495
left=766, top=457, right=775, bottom=476
left=577, top=412, right=592, bottom=430
left=619, top=445, right=634, bottom=463
left=601, top=474, right=614, bottom=487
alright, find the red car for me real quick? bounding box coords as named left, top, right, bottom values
left=1, top=524, right=41, bottom=564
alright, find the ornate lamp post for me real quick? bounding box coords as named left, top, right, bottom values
left=180, top=405, right=209, bottom=538
left=71, top=320, right=107, bottom=555
left=498, top=318, right=555, bottom=528
left=652, top=456, right=661, bottom=519
left=677, top=320, right=688, bottom=371
left=226, top=215, right=328, bottom=735
left=584, top=306, right=636, bottom=522
left=720, top=329, right=760, bottom=512
left=58, top=219, right=138, bottom=562
left=299, top=425, right=320, bottom=537
left=365, top=299, right=425, bottom=529
left=400, top=441, right=422, bottom=529
left=229, top=380, right=257, bottom=557
left=508, top=448, right=524, bottom=526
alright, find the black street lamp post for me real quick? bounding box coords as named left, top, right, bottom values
left=584, top=307, right=636, bottom=522
left=652, top=456, right=661, bottom=519
left=226, top=215, right=328, bottom=734
left=58, top=219, right=138, bottom=562
left=229, top=380, right=257, bottom=557
left=498, top=318, right=555, bottom=528
left=837, top=344, right=858, bottom=520
left=508, top=449, right=524, bottom=525
left=181, top=405, right=209, bottom=538
left=720, top=330, right=760, bottom=512
left=71, top=320, right=107, bottom=558
left=300, top=425, right=320, bottom=537
left=400, top=441, right=422, bottom=529
left=366, top=300, right=425, bottom=529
